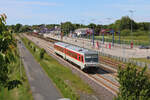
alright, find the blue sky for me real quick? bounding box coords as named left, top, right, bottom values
left=0, top=0, right=150, bottom=25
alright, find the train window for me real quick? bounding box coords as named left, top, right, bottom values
left=79, top=55, right=80, bottom=61
left=75, top=54, right=77, bottom=59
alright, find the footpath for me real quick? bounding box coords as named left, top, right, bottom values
left=18, top=39, right=62, bottom=100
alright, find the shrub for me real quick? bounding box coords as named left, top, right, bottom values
left=28, top=41, right=30, bottom=46
left=121, top=29, right=131, bottom=36
left=33, top=46, right=36, bottom=52
left=40, top=48, right=46, bottom=59
left=115, top=64, right=150, bottom=100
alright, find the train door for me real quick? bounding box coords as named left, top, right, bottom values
left=64, top=47, right=67, bottom=59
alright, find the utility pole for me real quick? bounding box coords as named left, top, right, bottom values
left=61, top=22, right=64, bottom=41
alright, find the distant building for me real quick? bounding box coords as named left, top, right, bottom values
left=74, top=28, right=93, bottom=36
left=33, top=29, right=39, bottom=33
left=49, top=27, right=61, bottom=35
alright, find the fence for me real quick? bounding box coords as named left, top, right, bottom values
left=98, top=51, right=150, bottom=69
left=94, top=37, right=150, bottom=46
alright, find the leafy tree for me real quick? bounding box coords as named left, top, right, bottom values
left=115, top=64, right=150, bottom=100
left=95, top=25, right=102, bottom=35
left=7, top=25, right=15, bottom=33
left=121, top=29, right=131, bottom=36
left=120, top=16, right=137, bottom=31
left=46, top=24, right=59, bottom=29
left=137, top=22, right=150, bottom=31
left=88, top=23, right=96, bottom=29
left=19, top=25, right=31, bottom=32
left=14, top=23, right=22, bottom=33
left=61, top=22, right=75, bottom=35
left=0, top=13, right=21, bottom=90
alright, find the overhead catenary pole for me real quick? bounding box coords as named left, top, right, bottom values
left=61, top=22, right=63, bottom=41
left=119, top=30, right=120, bottom=44
left=112, top=30, right=114, bottom=46
left=102, top=32, right=104, bottom=44
left=92, top=29, right=95, bottom=47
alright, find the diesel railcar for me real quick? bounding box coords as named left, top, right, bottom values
left=54, top=42, right=99, bottom=69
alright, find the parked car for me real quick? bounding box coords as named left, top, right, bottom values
left=139, top=45, right=150, bottom=49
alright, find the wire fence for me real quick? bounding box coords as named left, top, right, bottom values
left=94, top=37, right=150, bottom=46
left=98, top=51, right=150, bottom=69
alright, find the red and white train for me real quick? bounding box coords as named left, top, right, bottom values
left=54, top=42, right=99, bottom=70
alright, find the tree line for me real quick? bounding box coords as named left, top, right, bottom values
left=8, top=16, right=150, bottom=36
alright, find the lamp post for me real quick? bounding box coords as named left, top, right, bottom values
left=129, top=10, right=135, bottom=34
left=129, top=10, right=135, bottom=49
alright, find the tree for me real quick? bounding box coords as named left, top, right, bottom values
left=14, top=23, right=22, bottom=33
left=95, top=25, right=102, bottom=35
left=137, top=22, right=150, bottom=31
left=19, top=25, right=31, bottom=32
left=119, top=16, right=137, bottom=31
left=61, top=22, right=75, bottom=35
left=88, top=23, right=96, bottom=29
left=115, top=64, right=150, bottom=100
left=0, top=13, right=21, bottom=90
left=121, top=29, right=131, bottom=36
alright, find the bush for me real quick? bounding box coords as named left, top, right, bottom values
left=132, top=30, right=148, bottom=36
left=40, top=48, right=46, bottom=59
left=115, top=64, right=150, bottom=100
left=121, top=29, right=131, bottom=36
left=28, top=41, right=30, bottom=46
left=33, top=46, right=36, bottom=52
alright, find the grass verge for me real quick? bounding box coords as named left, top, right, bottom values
left=95, top=35, right=149, bottom=45
left=21, top=36, right=94, bottom=100
left=132, top=58, right=150, bottom=64
left=0, top=41, right=33, bottom=100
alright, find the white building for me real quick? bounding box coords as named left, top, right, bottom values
left=74, top=28, right=92, bottom=36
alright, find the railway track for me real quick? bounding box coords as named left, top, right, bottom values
left=100, top=57, right=125, bottom=69
left=24, top=34, right=119, bottom=98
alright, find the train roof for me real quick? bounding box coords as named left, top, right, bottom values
left=55, top=42, right=69, bottom=48
left=55, top=42, right=98, bottom=55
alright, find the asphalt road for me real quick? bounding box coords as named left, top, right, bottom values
left=18, top=40, right=62, bottom=100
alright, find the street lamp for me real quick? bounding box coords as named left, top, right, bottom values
left=129, top=10, right=135, bottom=34
left=129, top=10, right=135, bottom=49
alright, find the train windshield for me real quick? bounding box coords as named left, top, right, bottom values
left=85, top=54, right=98, bottom=62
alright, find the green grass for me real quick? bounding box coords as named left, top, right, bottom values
left=95, top=35, right=150, bottom=45
left=21, top=36, right=94, bottom=100
left=0, top=43, right=33, bottom=100
left=132, top=58, right=150, bottom=64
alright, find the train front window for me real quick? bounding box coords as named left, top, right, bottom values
left=85, top=54, right=98, bottom=62
left=92, top=55, right=98, bottom=62
left=85, top=56, right=92, bottom=62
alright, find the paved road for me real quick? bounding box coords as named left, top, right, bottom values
left=18, top=40, right=62, bottom=100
